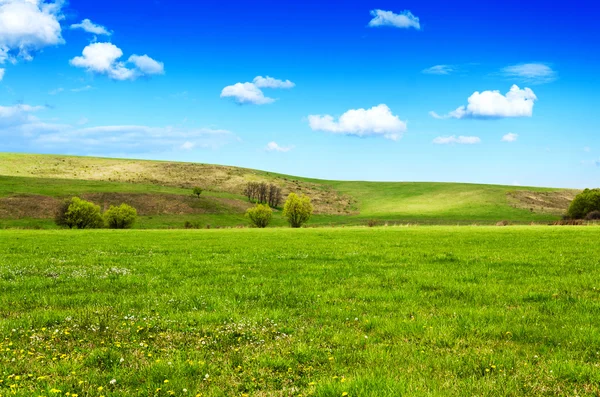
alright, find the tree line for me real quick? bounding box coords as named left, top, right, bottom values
left=244, top=182, right=283, bottom=208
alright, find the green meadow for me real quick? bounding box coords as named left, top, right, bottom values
left=1, top=226, right=600, bottom=396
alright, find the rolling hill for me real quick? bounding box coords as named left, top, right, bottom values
left=0, top=152, right=578, bottom=228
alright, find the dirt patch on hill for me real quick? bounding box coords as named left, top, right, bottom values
left=507, top=190, right=579, bottom=215
left=0, top=193, right=254, bottom=219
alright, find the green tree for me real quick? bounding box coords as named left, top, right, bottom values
left=104, top=203, right=138, bottom=229
left=192, top=187, right=203, bottom=198
left=282, top=193, right=313, bottom=228
left=568, top=188, right=600, bottom=219
left=59, top=197, right=104, bottom=229
left=246, top=204, right=273, bottom=228
left=55, top=198, right=76, bottom=229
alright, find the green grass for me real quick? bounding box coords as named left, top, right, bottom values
left=1, top=226, right=600, bottom=396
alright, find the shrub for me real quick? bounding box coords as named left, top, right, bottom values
left=367, top=219, right=379, bottom=227
left=568, top=188, right=600, bottom=219
left=246, top=204, right=273, bottom=228
left=184, top=221, right=201, bottom=229
left=104, top=204, right=138, bottom=229
left=283, top=193, right=313, bottom=228
left=56, top=197, right=103, bottom=229
left=585, top=210, right=600, bottom=220
left=192, top=187, right=203, bottom=198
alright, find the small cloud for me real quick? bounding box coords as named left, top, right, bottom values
left=128, top=54, right=164, bottom=75
left=309, top=104, right=406, bottom=141
left=49, top=87, right=64, bottom=95
left=422, top=65, right=453, bottom=75
left=431, top=85, right=537, bottom=119
left=253, top=76, right=295, bottom=89
left=70, top=19, right=111, bottom=36
left=71, top=85, right=93, bottom=92
left=180, top=141, right=195, bottom=150
left=265, top=141, right=293, bottom=152
left=221, top=76, right=295, bottom=105
left=368, top=9, right=421, bottom=30
left=501, top=133, right=518, bottom=142
left=433, top=135, right=481, bottom=145
left=501, top=63, right=557, bottom=84
left=0, top=68, right=4, bottom=81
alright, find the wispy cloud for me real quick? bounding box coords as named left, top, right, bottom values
left=501, top=133, right=518, bottom=142
left=265, top=142, right=293, bottom=152
left=422, top=65, right=454, bottom=75
left=70, top=19, right=111, bottom=36
left=433, top=136, right=481, bottom=145
left=501, top=63, right=557, bottom=84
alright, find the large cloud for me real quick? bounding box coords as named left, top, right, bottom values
left=0, top=0, right=64, bottom=62
left=368, top=9, right=421, bottom=30
left=308, top=104, right=406, bottom=141
left=431, top=85, right=537, bottom=119
left=70, top=19, right=111, bottom=36
left=221, top=76, right=294, bottom=105
left=70, top=43, right=164, bottom=81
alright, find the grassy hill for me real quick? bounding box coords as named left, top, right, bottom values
left=0, top=152, right=578, bottom=228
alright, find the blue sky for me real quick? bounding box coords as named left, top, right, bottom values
left=0, top=0, right=598, bottom=188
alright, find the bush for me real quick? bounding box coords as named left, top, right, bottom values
left=585, top=210, right=600, bottom=220
left=568, top=188, right=600, bottom=219
left=283, top=193, right=313, bottom=228
left=184, top=221, right=201, bottom=229
left=192, top=187, right=203, bottom=198
left=104, top=204, right=138, bottom=229
left=246, top=204, right=273, bottom=228
left=56, top=197, right=103, bottom=229
left=367, top=219, right=379, bottom=227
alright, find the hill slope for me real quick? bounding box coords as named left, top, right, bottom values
left=0, top=153, right=578, bottom=228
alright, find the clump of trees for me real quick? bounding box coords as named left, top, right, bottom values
left=283, top=193, right=313, bottom=228
left=567, top=188, right=600, bottom=219
left=192, top=187, right=203, bottom=198
left=55, top=198, right=138, bottom=229
left=244, top=182, right=282, bottom=208
left=246, top=204, right=273, bottom=228
left=104, top=204, right=138, bottom=229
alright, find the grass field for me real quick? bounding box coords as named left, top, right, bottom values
left=0, top=153, right=579, bottom=228
left=1, top=226, right=600, bottom=396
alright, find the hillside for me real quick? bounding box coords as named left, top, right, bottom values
left=0, top=153, right=578, bottom=228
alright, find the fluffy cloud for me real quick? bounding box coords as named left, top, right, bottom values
left=431, top=85, right=537, bottom=119
left=501, top=63, right=557, bottom=84
left=422, top=65, right=453, bottom=75
left=0, top=0, right=64, bottom=62
left=433, top=135, right=481, bottom=145
left=70, top=19, right=111, bottom=36
left=368, top=9, right=420, bottom=30
left=265, top=141, right=292, bottom=152
left=70, top=43, right=164, bottom=81
left=221, top=76, right=294, bottom=105
left=501, top=133, right=518, bottom=142
left=308, top=104, right=406, bottom=141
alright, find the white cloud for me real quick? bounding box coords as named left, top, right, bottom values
left=584, top=146, right=591, bottom=153
left=308, top=104, right=406, bottom=141
left=501, top=132, right=518, bottom=142
left=180, top=141, right=195, bottom=150
left=253, top=76, right=295, bottom=89
left=501, top=63, right=557, bottom=84
left=48, top=87, right=63, bottom=95
left=221, top=82, right=274, bottom=105
left=265, top=141, right=292, bottom=152
left=0, top=103, right=44, bottom=124
left=422, top=65, right=453, bottom=75
left=431, top=85, right=537, bottom=119
left=128, top=54, right=164, bottom=75
left=0, top=0, right=64, bottom=62
left=368, top=9, right=421, bottom=30
left=433, top=135, right=481, bottom=145
left=71, top=85, right=92, bottom=92
left=70, top=42, right=164, bottom=81
left=70, top=19, right=111, bottom=36
left=221, top=76, right=294, bottom=105
left=0, top=67, right=4, bottom=80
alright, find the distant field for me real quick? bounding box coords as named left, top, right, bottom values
left=1, top=227, right=600, bottom=396
left=0, top=153, right=579, bottom=227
